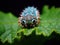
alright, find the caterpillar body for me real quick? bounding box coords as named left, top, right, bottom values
left=18, top=6, right=40, bottom=28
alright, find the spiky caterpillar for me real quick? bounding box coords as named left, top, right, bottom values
left=18, top=6, right=40, bottom=28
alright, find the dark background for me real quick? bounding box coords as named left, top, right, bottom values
left=0, top=0, right=60, bottom=17
left=0, top=0, right=60, bottom=45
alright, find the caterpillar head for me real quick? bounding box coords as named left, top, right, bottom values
left=20, top=15, right=38, bottom=28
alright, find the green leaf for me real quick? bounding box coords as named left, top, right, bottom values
left=0, top=5, right=60, bottom=43
left=0, top=12, right=18, bottom=43
left=36, top=6, right=60, bottom=36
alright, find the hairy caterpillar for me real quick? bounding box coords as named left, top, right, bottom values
left=18, top=6, right=40, bottom=28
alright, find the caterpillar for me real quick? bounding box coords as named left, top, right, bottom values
left=18, top=6, right=40, bottom=28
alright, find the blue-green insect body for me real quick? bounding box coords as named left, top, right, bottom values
left=18, top=6, right=40, bottom=28
left=22, top=7, right=37, bottom=16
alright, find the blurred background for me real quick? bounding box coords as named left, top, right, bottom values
left=0, top=0, right=60, bottom=45
left=0, top=0, right=60, bottom=17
